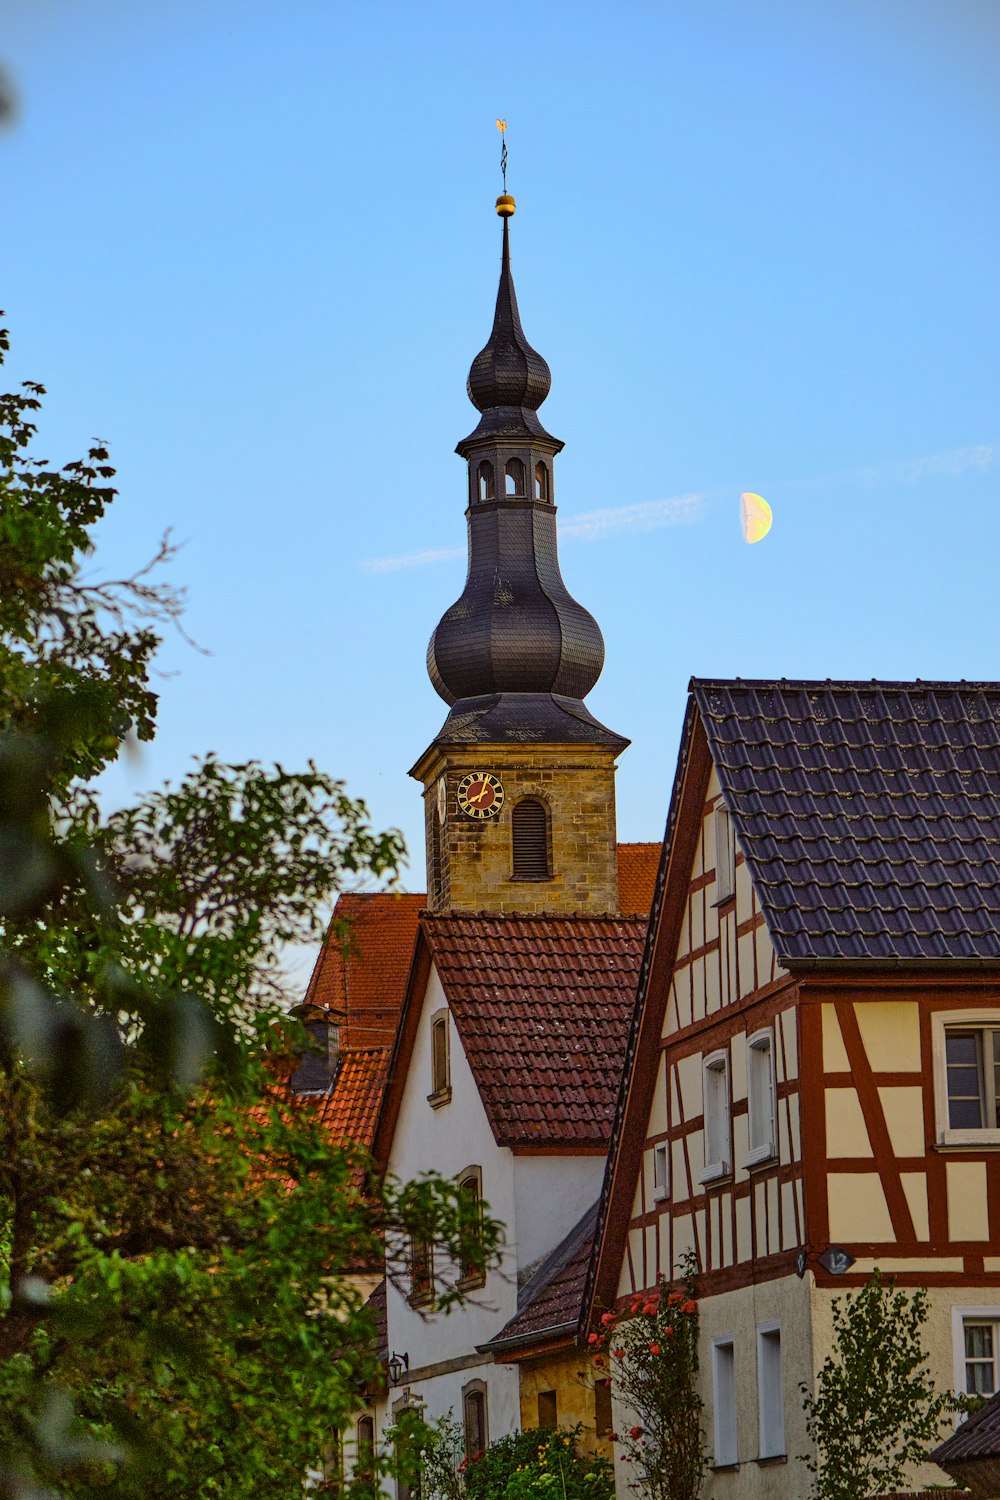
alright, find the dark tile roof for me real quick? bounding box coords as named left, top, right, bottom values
left=422, top=912, right=646, bottom=1148
left=617, top=842, right=661, bottom=915
left=315, top=1047, right=393, bottom=1150
left=488, top=1202, right=598, bottom=1350
left=693, top=679, right=1000, bottom=964
left=304, top=892, right=424, bottom=1048
left=933, top=1387, right=1000, bottom=1463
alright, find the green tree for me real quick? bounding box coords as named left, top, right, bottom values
left=0, top=326, right=500, bottom=1498
left=800, top=1269, right=963, bottom=1500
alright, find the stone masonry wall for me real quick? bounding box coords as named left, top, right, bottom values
left=419, top=745, right=621, bottom=916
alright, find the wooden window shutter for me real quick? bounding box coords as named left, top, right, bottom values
left=512, top=798, right=550, bottom=879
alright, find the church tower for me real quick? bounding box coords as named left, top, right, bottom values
left=410, top=192, right=628, bottom=914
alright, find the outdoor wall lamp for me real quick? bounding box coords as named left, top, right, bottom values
left=387, top=1351, right=409, bottom=1384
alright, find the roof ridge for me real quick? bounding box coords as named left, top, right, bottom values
left=691, top=675, right=1000, bottom=692
left=422, top=909, right=647, bottom=922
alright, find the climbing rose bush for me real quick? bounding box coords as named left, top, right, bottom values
left=589, top=1264, right=706, bottom=1500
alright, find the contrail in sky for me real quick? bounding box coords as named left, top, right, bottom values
left=361, top=441, right=995, bottom=575
left=362, top=492, right=706, bottom=574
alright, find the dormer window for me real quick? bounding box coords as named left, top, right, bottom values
left=290, top=1015, right=337, bottom=1095
left=534, top=461, right=548, bottom=501
left=504, top=458, right=524, bottom=496
left=477, top=461, right=495, bottom=501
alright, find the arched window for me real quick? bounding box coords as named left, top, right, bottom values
left=477, top=461, right=495, bottom=501
left=504, top=457, right=524, bottom=495
left=463, top=1381, right=489, bottom=1460
left=511, top=798, right=551, bottom=880
left=430, top=1010, right=450, bottom=1099
left=457, top=1166, right=484, bottom=1286
left=534, top=461, right=548, bottom=501
left=356, top=1415, right=376, bottom=1484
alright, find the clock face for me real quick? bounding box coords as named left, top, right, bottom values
left=456, top=771, right=505, bottom=821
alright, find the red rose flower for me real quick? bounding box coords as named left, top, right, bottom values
left=682, top=1298, right=697, bottom=1314
left=628, top=1425, right=643, bottom=1440
left=648, top=1341, right=661, bottom=1356
left=593, top=1354, right=603, bottom=1367
left=587, top=1331, right=600, bottom=1345
left=600, top=1311, right=616, bottom=1326
left=612, top=1347, right=625, bottom=1359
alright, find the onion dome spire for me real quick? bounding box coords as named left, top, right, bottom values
left=423, top=193, right=627, bottom=755
left=456, top=198, right=561, bottom=456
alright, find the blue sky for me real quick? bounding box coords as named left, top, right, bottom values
left=3, top=0, right=999, bottom=896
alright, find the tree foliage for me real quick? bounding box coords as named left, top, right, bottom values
left=800, top=1270, right=963, bottom=1500
left=0, top=325, right=501, bottom=1498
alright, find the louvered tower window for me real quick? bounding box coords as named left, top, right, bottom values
left=511, top=798, right=551, bottom=880
left=430, top=810, right=443, bottom=906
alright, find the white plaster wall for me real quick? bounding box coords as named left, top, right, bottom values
left=810, top=1278, right=1000, bottom=1492
left=611, top=1274, right=815, bottom=1500
left=384, top=965, right=519, bottom=1382
left=368, top=1359, right=521, bottom=1489
left=512, top=1154, right=606, bottom=1273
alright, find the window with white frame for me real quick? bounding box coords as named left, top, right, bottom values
left=700, top=1049, right=731, bottom=1183
left=933, top=1013, right=1000, bottom=1145
left=652, top=1141, right=670, bottom=1201
left=757, top=1323, right=785, bottom=1458
left=746, top=1029, right=777, bottom=1166
left=953, top=1308, right=1000, bottom=1397
left=715, top=804, right=736, bottom=903
left=712, top=1336, right=737, bottom=1466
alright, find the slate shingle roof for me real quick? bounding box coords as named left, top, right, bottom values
left=694, top=678, right=1000, bottom=964
left=422, top=913, right=646, bottom=1148
left=488, top=1202, right=598, bottom=1349
left=933, top=1387, right=1000, bottom=1463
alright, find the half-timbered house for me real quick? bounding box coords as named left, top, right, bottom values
left=587, top=677, right=1000, bottom=1498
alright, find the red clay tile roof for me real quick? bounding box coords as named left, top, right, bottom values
left=315, top=1047, right=393, bottom=1150
left=616, top=843, right=660, bottom=914
left=488, top=1202, right=598, bottom=1351
left=304, top=892, right=424, bottom=1049
left=421, top=912, right=646, bottom=1149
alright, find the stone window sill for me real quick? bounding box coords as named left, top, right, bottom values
left=754, top=1454, right=787, bottom=1466
left=427, top=1087, right=452, bottom=1109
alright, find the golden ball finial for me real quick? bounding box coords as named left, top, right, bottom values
left=496, top=194, right=516, bottom=217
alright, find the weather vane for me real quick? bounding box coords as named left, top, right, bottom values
left=496, top=118, right=507, bottom=193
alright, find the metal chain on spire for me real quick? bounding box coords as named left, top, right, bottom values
left=496, top=118, right=507, bottom=192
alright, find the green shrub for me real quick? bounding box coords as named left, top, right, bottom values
left=464, top=1425, right=613, bottom=1500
